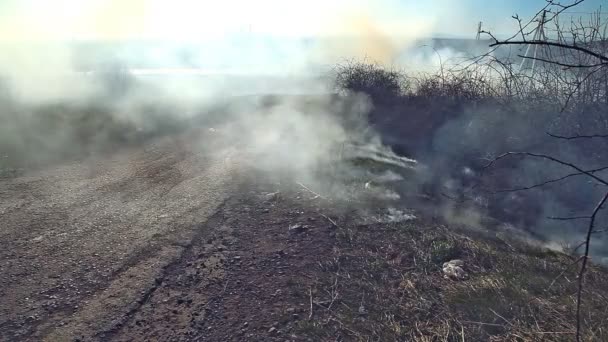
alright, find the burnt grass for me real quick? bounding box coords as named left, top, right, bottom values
left=108, top=176, right=608, bottom=341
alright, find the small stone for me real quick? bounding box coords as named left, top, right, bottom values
left=358, top=305, right=367, bottom=316
left=444, top=259, right=464, bottom=267
left=265, top=192, right=280, bottom=202
left=442, top=259, right=468, bottom=280
left=268, top=327, right=277, bottom=333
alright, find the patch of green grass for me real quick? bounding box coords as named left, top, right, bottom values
left=429, top=239, right=462, bottom=264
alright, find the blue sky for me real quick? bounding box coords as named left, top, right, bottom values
left=443, top=0, right=608, bottom=36
left=414, top=0, right=607, bottom=37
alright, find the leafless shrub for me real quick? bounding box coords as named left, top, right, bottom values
left=333, top=60, right=408, bottom=105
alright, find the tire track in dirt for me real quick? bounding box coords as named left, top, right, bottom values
left=108, top=179, right=339, bottom=342
left=96, top=205, right=229, bottom=341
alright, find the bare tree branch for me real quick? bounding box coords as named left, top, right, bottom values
left=476, top=2, right=608, bottom=340
left=550, top=0, right=586, bottom=10
left=484, top=152, right=608, bottom=186
left=492, top=165, right=608, bottom=193
left=485, top=0, right=587, bottom=44
left=558, top=64, right=606, bottom=111
left=517, top=54, right=607, bottom=68
left=490, top=40, right=608, bottom=63
left=547, top=132, right=608, bottom=140
left=576, top=191, right=608, bottom=342
left=547, top=215, right=592, bottom=221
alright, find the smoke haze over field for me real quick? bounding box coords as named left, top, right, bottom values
left=0, top=0, right=440, bottom=104
left=0, top=0, right=439, bottom=41
left=0, top=0, right=447, bottom=172
left=2, top=0, right=608, bottom=265
left=0, top=0, right=431, bottom=193
left=0, top=0, right=554, bottom=102
left=3, top=5, right=608, bottom=342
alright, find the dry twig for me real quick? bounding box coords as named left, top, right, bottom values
left=309, top=287, right=314, bottom=320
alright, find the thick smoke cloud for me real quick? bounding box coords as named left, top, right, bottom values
left=0, top=0, right=436, bottom=188
left=3, top=0, right=604, bottom=264
left=0, top=0, right=443, bottom=99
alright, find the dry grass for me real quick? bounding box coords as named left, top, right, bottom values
left=294, top=219, right=608, bottom=341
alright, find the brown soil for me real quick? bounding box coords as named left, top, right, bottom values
left=102, top=180, right=337, bottom=342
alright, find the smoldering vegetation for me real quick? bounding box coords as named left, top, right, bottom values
left=1, top=34, right=607, bottom=264
left=332, top=53, right=608, bottom=262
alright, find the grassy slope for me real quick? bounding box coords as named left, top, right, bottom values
left=287, top=199, right=608, bottom=341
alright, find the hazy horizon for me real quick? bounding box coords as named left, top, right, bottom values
left=1, top=0, right=605, bottom=43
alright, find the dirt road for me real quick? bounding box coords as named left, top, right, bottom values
left=0, top=128, right=237, bottom=341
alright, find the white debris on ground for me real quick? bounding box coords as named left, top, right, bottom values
left=442, top=259, right=468, bottom=280
left=383, top=208, right=416, bottom=222
left=362, top=207, right=416, bottom=224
